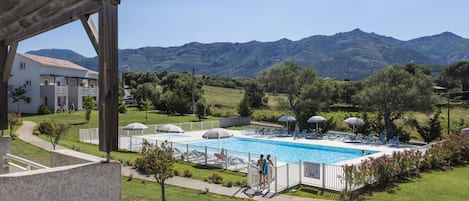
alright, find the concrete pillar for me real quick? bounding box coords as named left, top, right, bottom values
left=0, top=136, right=11, bottom=174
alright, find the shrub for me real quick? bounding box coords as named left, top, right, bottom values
left=183, top=168, right=193, bottom=178
left=235, top=181, right=242, bottom=186
left=32, top=129, right=40, bottom=136
left=203, top=176, right=208, bottom=182
left=127, top=174, right=133, bottom=181
left=225, top=180, right=233, bottom=187
left=173, top=168, right=181, bottom=176
left=38, top=121, right=54, bottom=135
left=37, top=105, right=51, bottom=115
left=124, top=160, right=132, bottom=167
left=118, top=103, right=128, bottom=113
left=211, top=173, right=224, bottom=184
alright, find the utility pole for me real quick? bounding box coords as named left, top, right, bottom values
left=191, top=67, right=195, bottom=115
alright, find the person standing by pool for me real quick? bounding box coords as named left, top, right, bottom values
left=256, top=154, right=264, bottom=190
left=264, top=155, right=274, bottom=188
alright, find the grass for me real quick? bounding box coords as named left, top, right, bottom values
left=283, top=185, right=340, bottom=200
left=361, top=166, right=469, bottom=201
left=10, top=138, right=51, bottom=167
left=121, top=176, right=249, bottom=201
left=203, top=85, right=290, bottom=117
left=23, top=109, right=246, bottom=184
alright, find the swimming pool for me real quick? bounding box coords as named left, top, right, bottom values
left=188, top=137, right=377, bottom=163
left=139, top=133, right=190, bottom=141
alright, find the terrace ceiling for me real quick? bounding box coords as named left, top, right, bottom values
left=0, top=0, right=99, bottom=45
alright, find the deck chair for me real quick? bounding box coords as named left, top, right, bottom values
left=389, top=136, right=400, bottom=146
left=375, top=134, right=387, bottom=144
left=305, top=131, right=318, bottom=139
left=363, top=135, right=374, bottom=143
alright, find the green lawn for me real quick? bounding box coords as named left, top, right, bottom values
left=121, top=176, right=249, bottom=201
left=362, top=166, right=469, bottom=201
left=10, top=138, right=51, bottom=167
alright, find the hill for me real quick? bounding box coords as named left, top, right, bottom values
left=26, top=29, right=469, bottom=80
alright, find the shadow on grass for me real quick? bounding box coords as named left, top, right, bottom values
left=69, top=122, right=88, bottom=126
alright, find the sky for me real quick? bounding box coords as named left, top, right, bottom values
left=17, top=0, right=469, bottom=57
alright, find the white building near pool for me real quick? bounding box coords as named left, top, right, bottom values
left=8, top=53, right=98, bottom=114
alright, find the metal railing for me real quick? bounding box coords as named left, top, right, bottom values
left=79, top=121, right=220, bottom=145
left=3, top=153, right=49, bottom=174
left=247, top=160, right=348, bottom=193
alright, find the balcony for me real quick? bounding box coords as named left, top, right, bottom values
left=40, top=85, right=68, bottom=96
left=79, top=86, right=98, bottom=96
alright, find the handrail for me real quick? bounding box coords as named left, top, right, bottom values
left=4, top=153, right=49, bottom=169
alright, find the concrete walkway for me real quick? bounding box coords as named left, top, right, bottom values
left=16, top=121, right=67, bottom=151
left=16, top=121, right=329, bottom=201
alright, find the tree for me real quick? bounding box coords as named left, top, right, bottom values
left=7, top=113, right=21, bottom=136
left=258, top=61, right=318, bottom=122
left=40, top=121, right=69, bottom=150
left=132, top=83, right=159, bottom=109
left=49, top=123, right=70, bottom=150
left=443, top=61, right=469, bottom=100
left=83, top=96, right=96, bottom=123
left=244, top=81, right=267, bottom=108
left=195, top=99, right=208, bottom=120
left=296, top=79, right=333, bottom=130
left=353, top=65, right=435, bottom=140
left=237, top=93, right=253, bottom=117
left=140, top=98, right=153, bottom=123
left=11, top=85, right=27, bottom=113
left=137, top=141, right=175, bottom=201
left=415, top=110, right=442, bottom=144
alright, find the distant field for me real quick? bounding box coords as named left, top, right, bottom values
left=203, top=85, right=290, bottom=117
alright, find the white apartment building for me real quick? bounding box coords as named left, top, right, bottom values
left=8, top=53, right=99, bottom=114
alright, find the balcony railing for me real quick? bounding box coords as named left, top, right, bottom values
left=3, top=153, right=49, bottom=174
left=80, top=87, right=98, bottom=96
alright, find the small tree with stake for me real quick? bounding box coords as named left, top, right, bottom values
left=137, top=141, right=175, bottom=201
left=83, top=96, right=96, bottom=123
left=7, top=112, right=21, bottom=137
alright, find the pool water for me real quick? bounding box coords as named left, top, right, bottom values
left=188, top=137, right=377, bottom=163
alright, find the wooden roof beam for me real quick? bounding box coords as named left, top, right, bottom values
left=1, top=1, right=98, bottom=45
left=80, top=14, right=100, bottom=56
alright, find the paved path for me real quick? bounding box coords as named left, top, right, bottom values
left=16, top=121, right=67, bottom=151
left=16, top=121, right=329, bottom=201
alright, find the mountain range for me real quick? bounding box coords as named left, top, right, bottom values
left=27, top=29, right=469, bottom=80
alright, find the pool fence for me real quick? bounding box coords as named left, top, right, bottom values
left=79, top=120, right=358, bottom=193
left=79, top=121, right=220, bottom=145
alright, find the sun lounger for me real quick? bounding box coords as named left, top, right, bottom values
left=363, top=135, right=374, bottom=143
left=388, top=136, right=400, bottom=146
left=375, top=134, right=387, bottom=144
left=337, top=133, right=350, bottom=141
left=305, top=131, right=318, bottom=139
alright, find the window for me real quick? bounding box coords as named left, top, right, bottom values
left=44, top=80, right=49, bottom=85
left=56, top=81, right=61, bottom=86
left=19, top=62, right=26, bottom=70
left=25, top=97, right=31, bottom=103
left=25, top=80, right=32, bottom=86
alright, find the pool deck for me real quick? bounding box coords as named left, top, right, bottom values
left=132, top=129, right=421, bottom=166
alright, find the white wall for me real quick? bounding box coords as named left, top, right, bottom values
left=8, top=54, right=41, bottom=114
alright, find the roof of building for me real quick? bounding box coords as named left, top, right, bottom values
left=18, top=53, right=98, bottom=74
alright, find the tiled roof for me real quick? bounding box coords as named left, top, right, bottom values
left=18, top=53, right=98, bottom=74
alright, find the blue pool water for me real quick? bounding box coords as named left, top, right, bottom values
left=142, top=134, right=190, bottom=141
left=188, top=137, right=377, bottom=163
